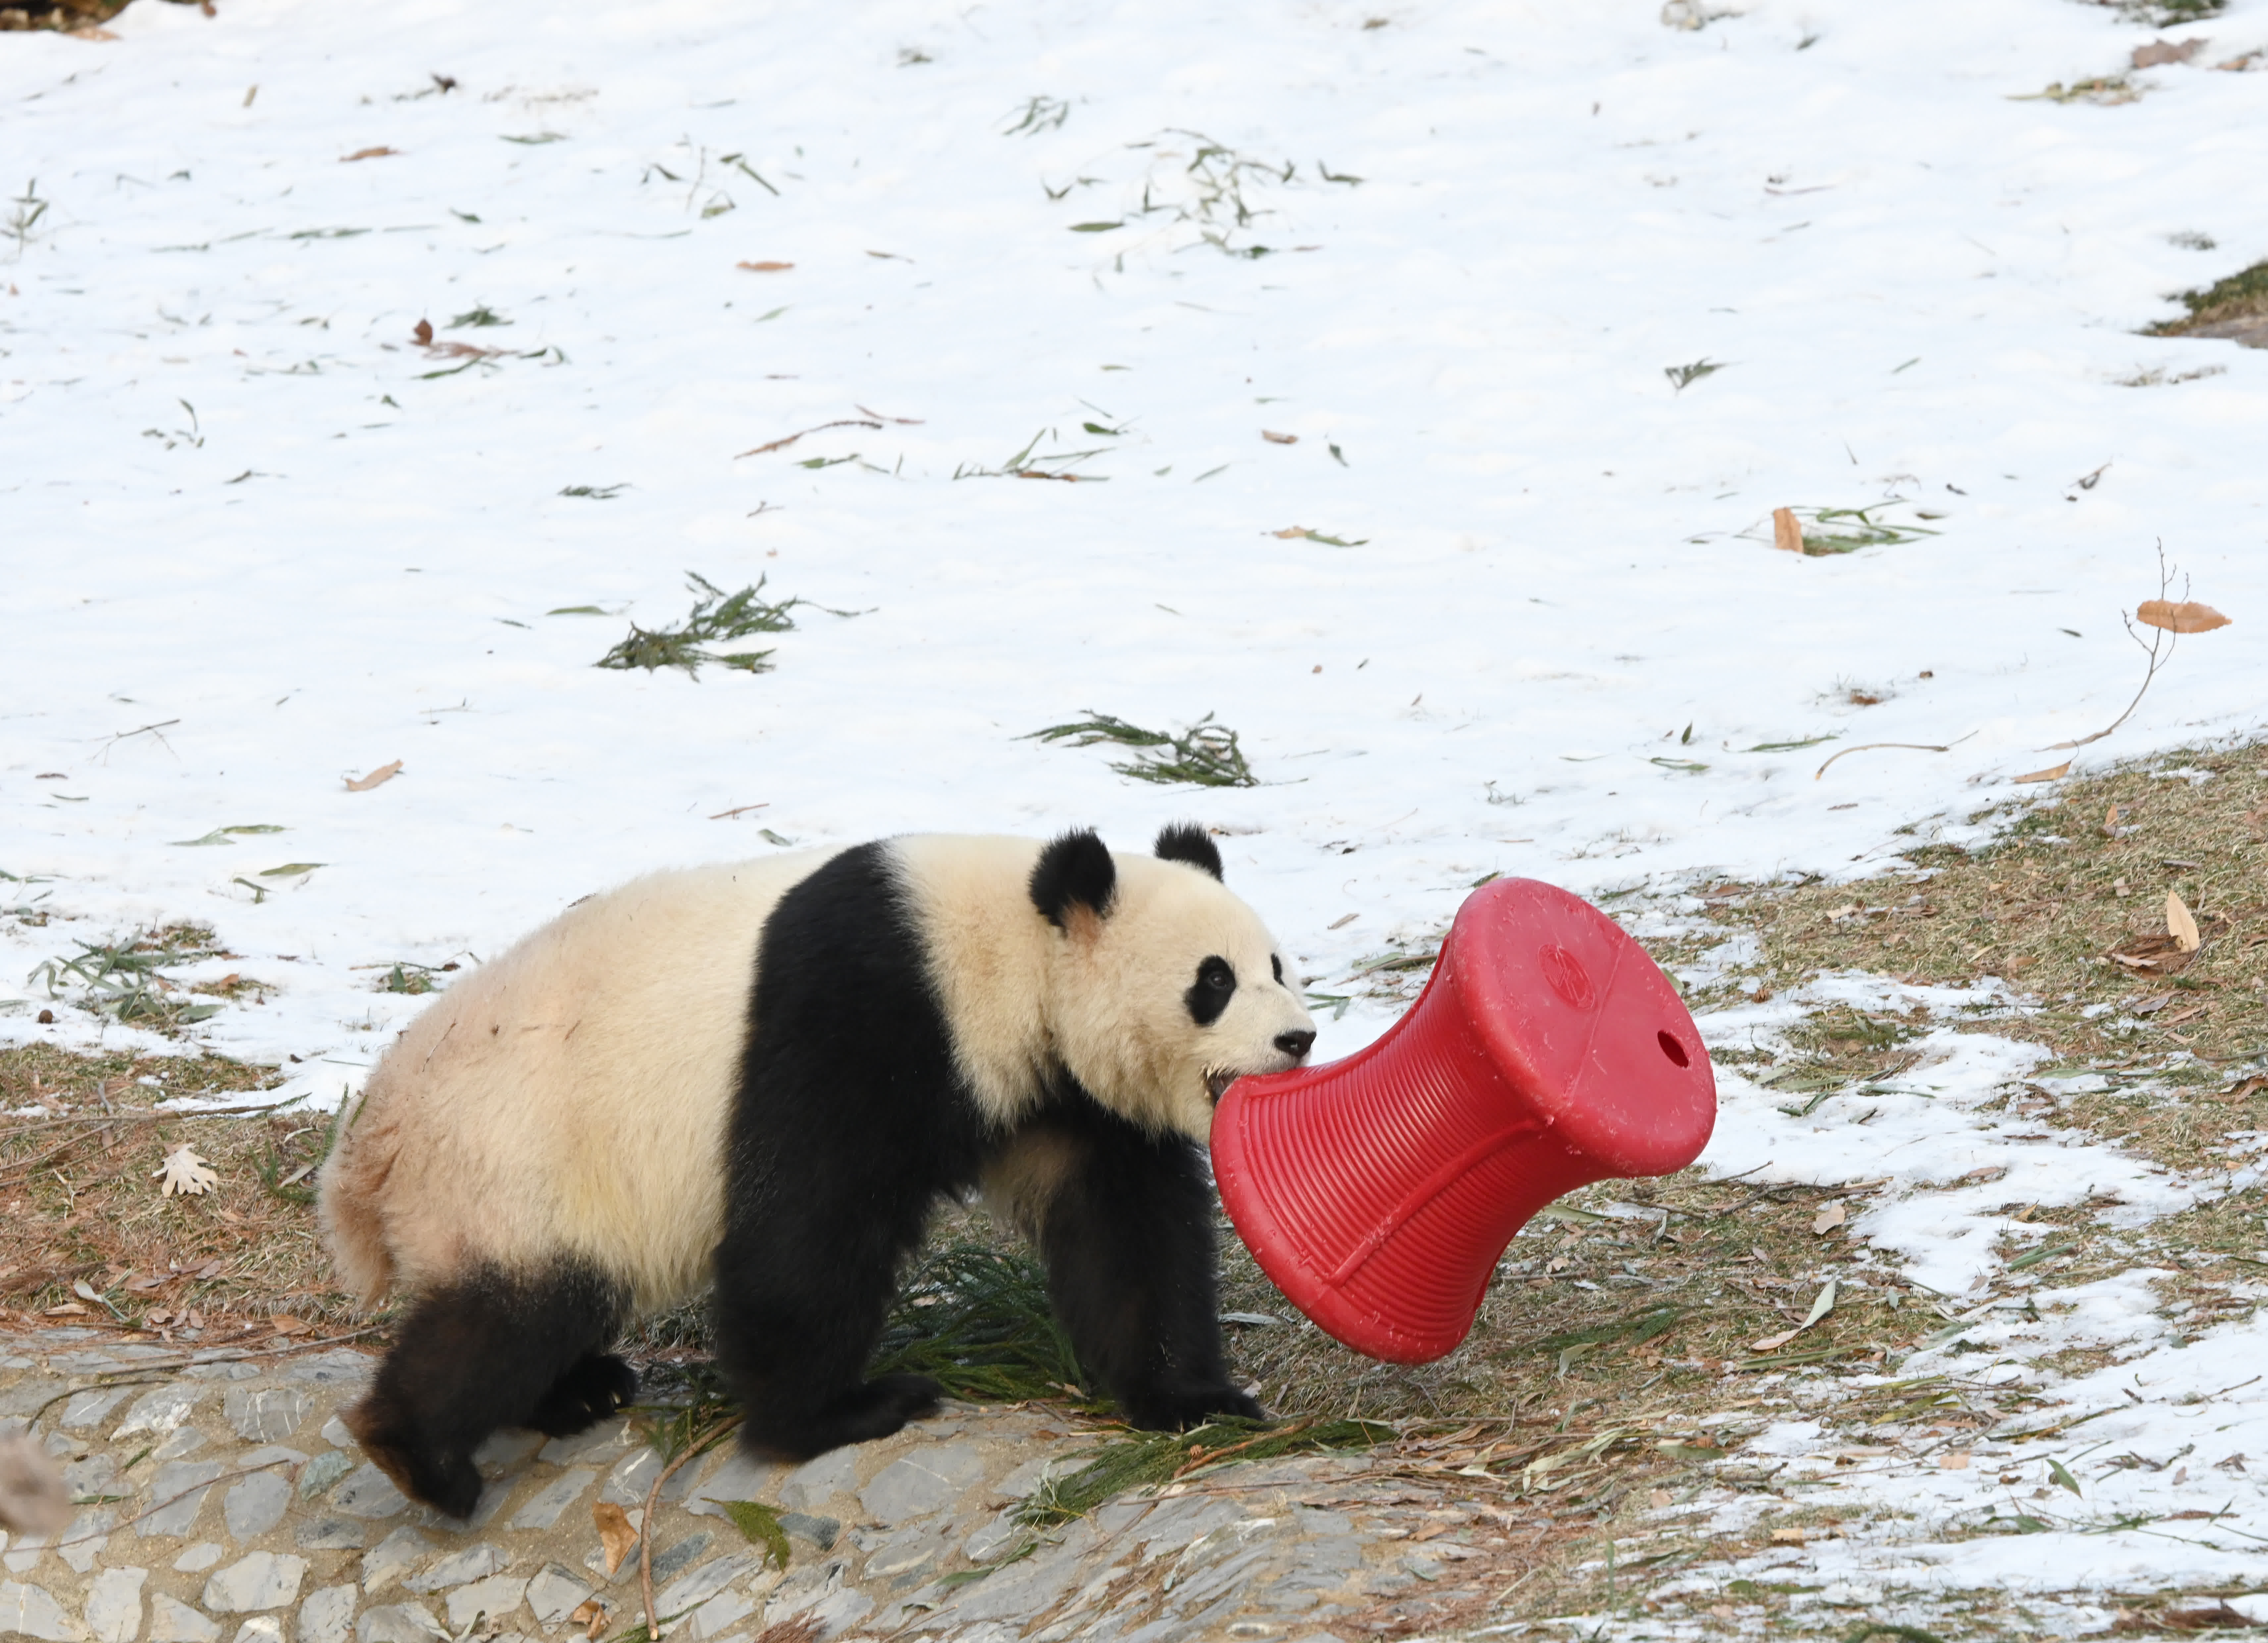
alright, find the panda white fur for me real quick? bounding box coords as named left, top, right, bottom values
left=318, top=825, right=1316, bottom=1518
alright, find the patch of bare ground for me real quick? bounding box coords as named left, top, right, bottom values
left=0, top=1041, right=369, bottom=1344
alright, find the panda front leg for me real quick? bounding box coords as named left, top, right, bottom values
left=710, top=1169, right=945, bottom=1460
left=1004, top=1107, right=1264, bottom=1431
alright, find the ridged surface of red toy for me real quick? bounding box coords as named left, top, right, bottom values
left=1211, top=877, right=1716, bottom=1363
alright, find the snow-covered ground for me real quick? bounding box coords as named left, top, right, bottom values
left=5, top=0, right=2265, bottom=1619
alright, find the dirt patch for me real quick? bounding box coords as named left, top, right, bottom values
left=2149, top=256, right=2268, bottom=348
left=1, top=0, right=134, bottom=33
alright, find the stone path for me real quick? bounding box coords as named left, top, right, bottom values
left=0, top=1329, right=1507, bottom=1643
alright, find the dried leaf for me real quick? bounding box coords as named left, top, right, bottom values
left=2014, top=762, right=2071, bottom=784
left=569, top=1598, right=607, bottom=1641
left=341, top=146, right=399, bottom=162
left=269, top=1314, right=311, bottom=1335
left=737, top=260, right=795, bottom=272
left=1750, top=1280, right=1836, bottom=1352
left=1769, top=1526, right=1806, bottom=1545
left=1261, top=430, right=1298, bottom=444
left=412, top=319, right=434, bottom=346
left=2167, top=889, right=2201, bottom=953
left=345, top=760, right=403, bottom=792
left=1771, top=506, right=1804, bottom=554
left=593, top=1500, right=638, bottom=1575
left=2132, top=38, right=2206, bottom=68
left=1812, top=1201, right=1848, bottom=1235
left=1939, top=1451, right=1971, bottom=1470
left=154, top=1144, right=219, bottom=1197
left=2136, top=599, right=2230, bottom=634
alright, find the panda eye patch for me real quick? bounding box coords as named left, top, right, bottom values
left=1185, top=955, right=1237, bottom=1026
left=1270, top=953, right=1284, bottom=986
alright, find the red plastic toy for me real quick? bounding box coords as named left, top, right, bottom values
left=1211, top=877, right=1716, bottom=1363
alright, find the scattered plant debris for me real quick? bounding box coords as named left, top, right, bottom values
left=1755, top=503, right=1941, bottom=556
left=1017, top=1416, right=1394, bottom=1526
left=1025, top=711, right=1259, bottom=787
left=868, top=1242, right=1086, bottom=1403
left=595, top=572, right=853, bottom=677
left=1665, top=358, right=1724, bottom=392
left=28, top=925, right=232, bottom=1032
left=2149, top=256, right=2268, bottom=344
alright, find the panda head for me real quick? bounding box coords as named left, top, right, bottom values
left=1029, top=824, right=1317, bottom=1140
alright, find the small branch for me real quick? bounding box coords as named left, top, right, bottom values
left=639, top=1416, right=740, bottom=1640
left=733, top=419, right=882, bottom=458
left=1813, top=735, right=1975, bottom=780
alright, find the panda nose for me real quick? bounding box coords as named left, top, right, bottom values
left=1275, top=1029, right=1316, bottom=1061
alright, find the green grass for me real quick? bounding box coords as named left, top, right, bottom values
left=1016, top=1416, right=1394, bottom=1526
left=596, top=572, right=850, bottom=677
left=27, top=924, right=231, bottom=1032
left=868, top=1243, right=1088, bottom=1403
left=1775, top=504, right=1942, bottom=555
left=1025, top=711, right=1259, bottom=787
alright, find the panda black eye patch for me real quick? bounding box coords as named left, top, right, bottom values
left=1186, top=955, right=1237, bottom=1026
left=1270, top=953, right=1283, bottom=986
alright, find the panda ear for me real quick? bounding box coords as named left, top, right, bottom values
left=1031, top=829, right=1118, bottom=930
left=1153, top=822, right=1223, bottom=881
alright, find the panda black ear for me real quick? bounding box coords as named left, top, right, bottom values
left=1153, top=822, right=1223, bottom=881
left=1031, top=829, right=1118, bottom=929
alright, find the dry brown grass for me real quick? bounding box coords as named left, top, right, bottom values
left=0, top=1042, right=368, bottom=1344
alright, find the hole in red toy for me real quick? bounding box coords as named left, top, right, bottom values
left=1657, top=1030, right=1689, bottom=1068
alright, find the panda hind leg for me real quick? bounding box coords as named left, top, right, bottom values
left=347, top=1261, right=628, bottom=1519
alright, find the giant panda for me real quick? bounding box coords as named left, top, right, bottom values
left=318, top=825, right=1317, bottom=1518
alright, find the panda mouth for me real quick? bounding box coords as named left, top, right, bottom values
left=1205, top=1068, right=1238, bottom=1104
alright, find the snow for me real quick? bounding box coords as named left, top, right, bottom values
left=4, top=0, right=2266, bottom=1612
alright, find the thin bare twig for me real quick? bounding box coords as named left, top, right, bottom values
left=640, top=1415, right=740, bottom=1639
left=1814, top=733, right=1977, bottom=780
left=2042, top=541, right=2183, bottom=752
left=733, top=419, right=881, bottom=458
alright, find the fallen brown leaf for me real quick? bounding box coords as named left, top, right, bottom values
left=1768, top=1526, right=1806, bottom=1545
left=2015, top=761, right=2072, bottom=784
left=1812, top=1201, right=1848, bottom=1235
left=1772, top=506, right=1804, bottom=554
left=2132, top=38, right=2207, bottom=69
left=345, top=760, right=403, bottom=792
left=1938, top=1451, right=1971, bottom=1470
left=2137, top=599, right=2231, bottom=634
left=593, top=1500, right=638, bottom=1576
left=342, top=147, right=400, bottom=163
left=269, top=1314, right=310, bottom=1335
left=412, top=319, right=434, bottom=346
left=569, top=1598, right=608, bottom=1641
left=2167, top=889, right=2201, bottom=953
left=737, top=260, right=795, bottom=272
left=1261, top=430, right=1298, bottom=444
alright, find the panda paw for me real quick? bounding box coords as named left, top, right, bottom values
left=1122, top=1383, right=1266, bottom=1431
left=528, top=1352, right=640, bottom=1438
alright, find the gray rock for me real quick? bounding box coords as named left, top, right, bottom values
left=648, top=1530, right=713, bottom=1587
left=778, top=1450, right=859, bottom=1510
left=404, top=1544, right=504, bottom=1593
left=858, top=1444, right=985, bottom=1525
left=62, top=1453, right=119, bottom=1502
left=183, top=1363, right=261, bottom=1383
left=237, top=1446, right=309, bottom=1470
left=175, top=1544, right=226, bottom=1573
left=319, top=1416, right=352, bottom=1448
left=782, top=1511, right=840, bottom=1551
left=151, top=1429, right=209, bottom=1462
left=353, top=1602, right=446, bottom=1643
left=54, top=1507, right=114, bottom=1574
left=202, top=1551, right=308, bottom=1613
left=285, top=1352, right=374, bottom=1388
left=359, top=1528, right=432, bottom=1593
left=443, top=1575, right=529, bottom=1633
left=228, top=1619, right=284, bottom=1643
left=524, top=1564, right=595, bottom=1626
left=506, top=1466, right=593, bottom=1530
left=792, top=1587, right=873, bottom=1641
left=140, top=1461, right=227, bottom=1538
left=85, top=1566, right=148, bottom=1643
left=686, top=1586, right=758, bottom=1638
left=225, top=1388, right=312, bottom=1443
left=536, top=1419, right=630, bottom=1467
left=225, top=1473, right=292, bottom=1540
left=113, top=1385, right=203, bottom=1440
left=299, top=1585, right=359, bottom=1643
left=298, top=1451, right=353, bottom=1500
left=931, top=1523, right=1099, bottom=1625
left=683, top=1450, right=782, bottom=1520
left=294, top=1517, right=365, bottom=1551
left=331, top=1463, right=408, bottom=1519
left=991, top=1453, right=1075, bottom=1502
left=601, top=1446, right=702, bottom=1507
left=58, top=1389, right=133, bottom=1432
left=656, top=1552, right=758, bottom=1616
left=961, top=1510, right=1022, bottom=1564
left=148, top=1594, right=221, bottom=1643
left=1, top=1579, right=87, bottom=1641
